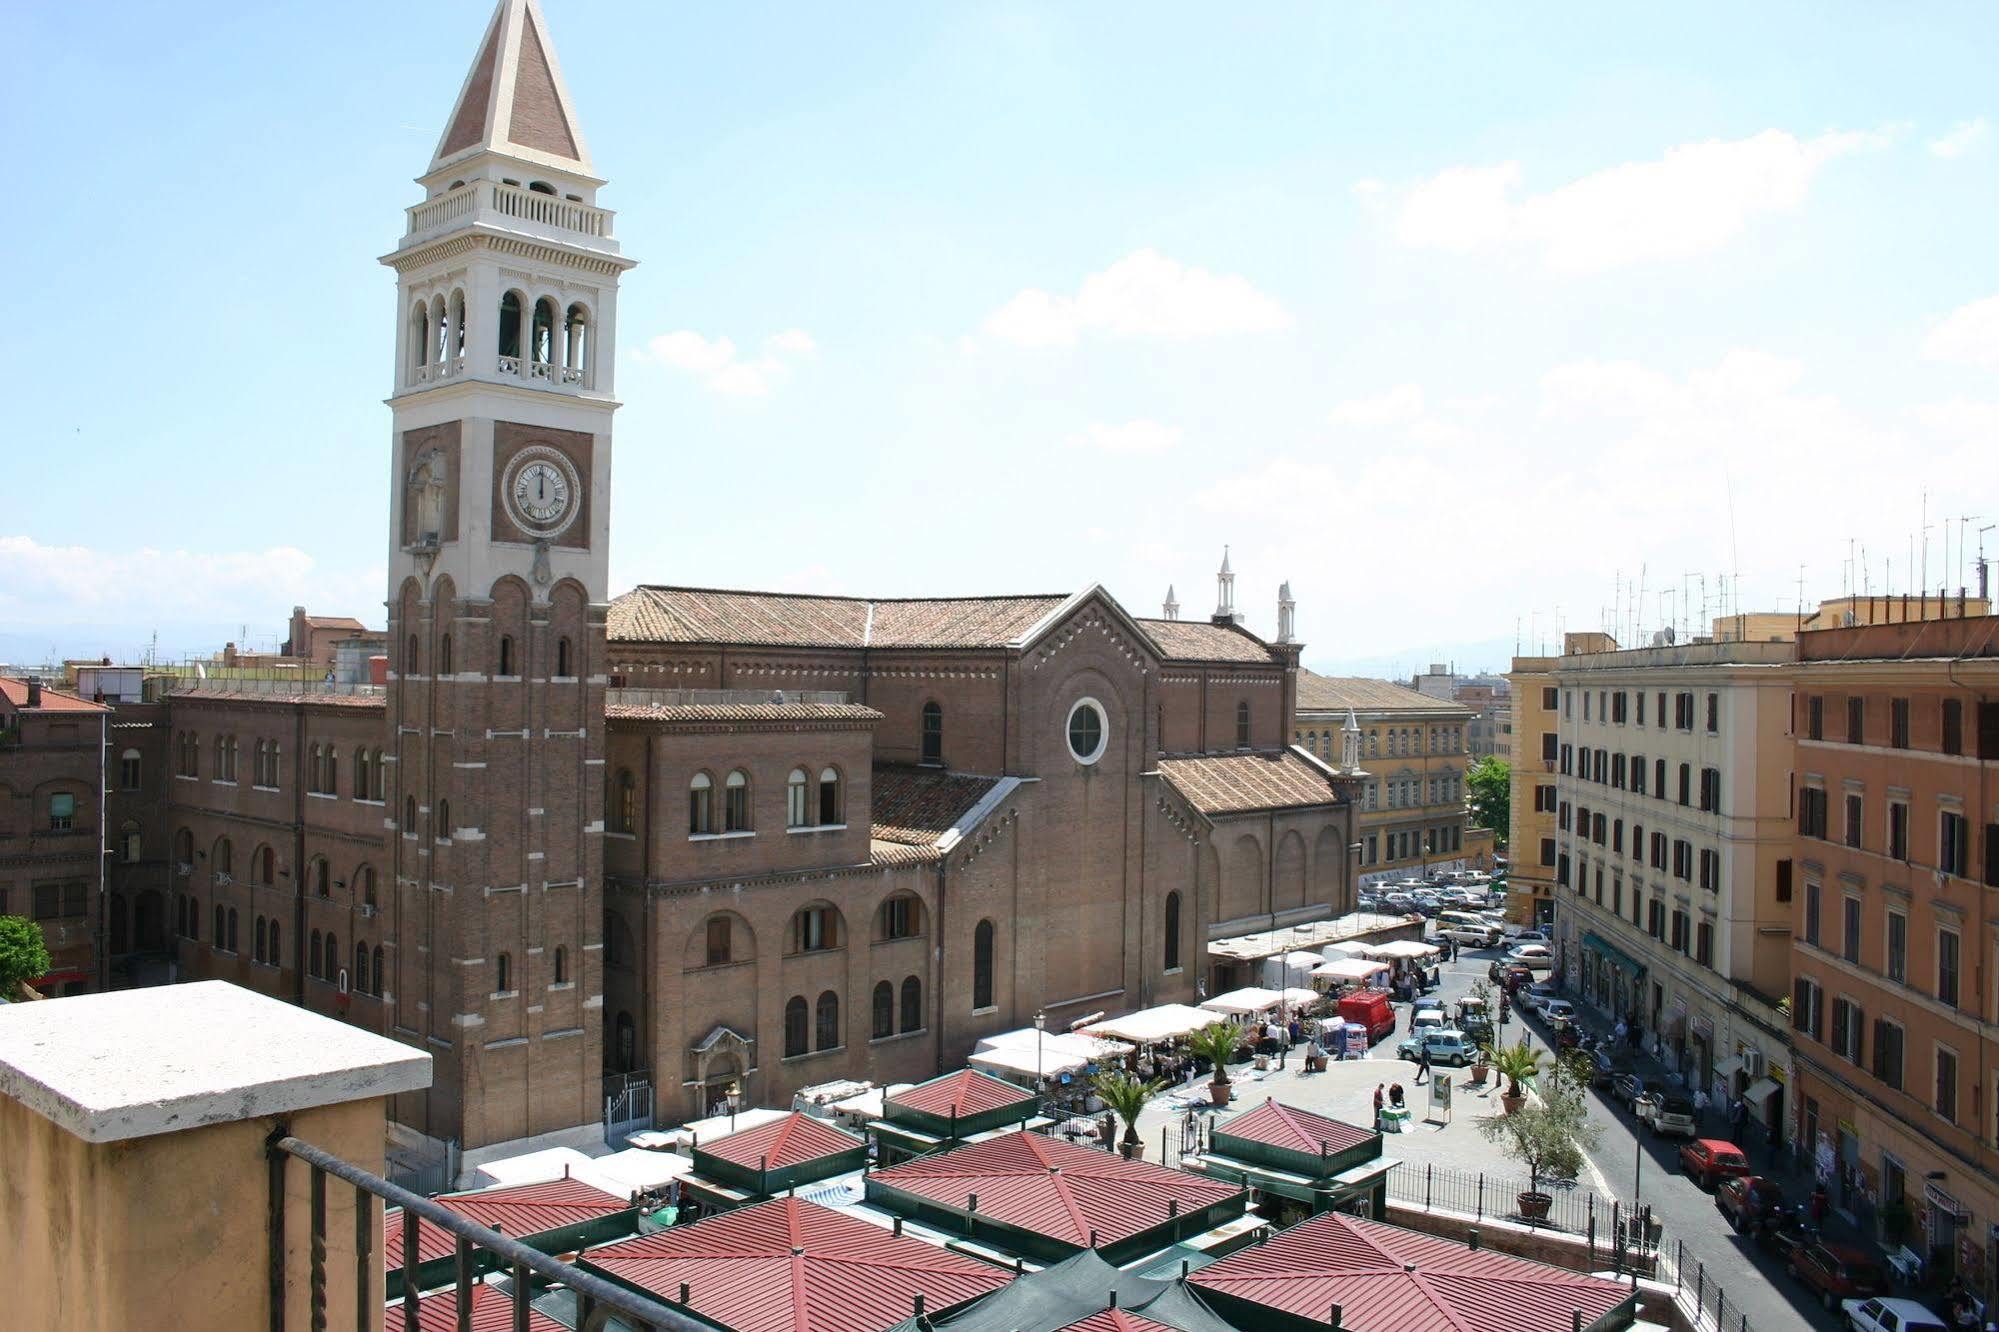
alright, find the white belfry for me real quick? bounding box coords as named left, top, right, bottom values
left=1276, top=580, right=1296, bottom=644
left=1163, top=585, right=1180, bottom=620
left=1214, top=547, right=1236, bottom=621
left=1341, top=708, right=1362, bottom=774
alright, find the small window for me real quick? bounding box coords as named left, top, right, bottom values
left=355, top=942, right=370, bottom=995
left=439, top=633, right=453, bottom=677
left=872, top=982, right=894, bottom=1040
left=556, top=636, right=572, bottom=678
left=47, top=792, right=75, bottom=832
left=1234, top=700, right=1252, bottom=748
left=496, top=951, right=512, bottom=994
left=705, top=914, right=731, bottom=967
left=878, top=894, right=921, bottom=940
left=786, top=768, right=809, bottom=828
left=792, top=905, right=838, bottom=953
left=688, top=772, right=714, bottom=835
left=498, top=635, right=513, bottom=677
left=973, top=918, right=995, bottom=1009
left=119, top=748, right=142, bottom=790
left=404, top=795, right=417, bottom=834
left=435, top=798, right=451, bottom=839
left=616, top=769, right=637, bottom=833
left=784, top=996, right=809, bottom=1058
left=723, top=770, right=750, bottom=832
left=815, top=990, right=840, bottom=1051
left=818, top=767, right=840, bottom=824
left=1164, top=891, right=1182, bottom=970
left=900, top=976, right=922, bottom=1032
left=553, top=946, right=568, bottom=985
left=921, top=701, right=943, bottom=764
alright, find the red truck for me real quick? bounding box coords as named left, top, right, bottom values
left=1337, top=992, right=1396, bottom=1044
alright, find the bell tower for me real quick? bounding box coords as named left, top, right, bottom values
left=381, top=0, right=637, bottom=1152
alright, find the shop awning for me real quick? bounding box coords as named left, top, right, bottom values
left=1080, top=1004, right=1222, bottom=1045
left=1313, top=959, right=1390, bottom=982
left=1201, top=987, right=1287, bottom=1016
left=1581, top=932, right=1645, bottom=978
left=1743, top=1077, right=1782, bottom=1110
left=1713, top=1056, right=1745, bottom=1082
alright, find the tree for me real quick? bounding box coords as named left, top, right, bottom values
left=1466, top=756, right=1510, bottom=848
left=0, top=916, right=52, bottom=998
left=1488, top=1036, right=1543, bottom=1100
left=1477, top=1076, right=1601, bottom=1199
left=1184, top=1020, right=1246, bottom=1096
left=1091, top=1070, right=1163, bottom=1159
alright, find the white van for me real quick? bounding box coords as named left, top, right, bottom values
left=1438, top=912, right=1502, bottom=947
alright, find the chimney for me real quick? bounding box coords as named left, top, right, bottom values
left=26, top=678, right=42, bottom=707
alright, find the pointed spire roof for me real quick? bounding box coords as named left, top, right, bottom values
left=432, top=0, right=594, bottom=176
left=1279, top=580, right=1293, bottom=601
left=1219, top=545, right=1233, bottom=577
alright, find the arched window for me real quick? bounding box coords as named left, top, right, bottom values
left=1164, top=891, right=1182, bottom=971
left=372, top=946, right=384, bottom=996
left=531, top=297, right=557, bottom=367
left=307, top=743, right=322, bottom=793
left=877, top=894, right=921, bottom=941
left=410, top=303, right=430, bottom=377
left=688, top=772, right=714, bottom=835
left=497, top=635, right=513, bottom=677
left=404, top=795, right=417, bottom=834
left=973, top=919, right=995, bottom=1009
left=563, top=303, right=590, bottom=381
left=355, top=942, right=370, bottom=996
left=819, top=768, right=841, bottom=825
left=615, top=769, right=637, bottom=833
left=556, top=636, right=572, bottom=677
left=312, top=858, right=329, bottom=898
left=921, top=702, right=943, bottom=764
left=447, top=288, right=466, bottom=360
left=254, top=916, right=267, bottom=963
left=900, top=976, right=922, bottom=1033
left=325, top=932, right=337, bottom=983
left=495, top=951, right=511, bottom=993
left=871, top=982, right=894, bottom=1040
left=1235, top=700, right=1252, bottom=748
left=370, top=749, right=384, bottom=801
left=553, top=946, right=568, bottom=985
left=613, top=1011, right=636, bottom=1073
left=498, top=291, right=523, bottom=360
left=357, top=866, right=376, bottom=909
left=227, top=908, right=239, bottom=953
left=406, top=634, right=419, bottom=675
left=119, top=748, right=142, bottom=790
left=786, top=768, right=809, bottom=828
left=784, top=997, right=809, bottom=1058
left=268, top=921, right=280, bottom=967
left=436, top=799, right=451, bottom=839
left=173, top=827, right=193, bottom=867
left=439, top=633, right=453, bottom=677
left=214, top=837, right=233, bottom=878
left=268, top=740, right=283, bottom=788
left=214, top=733, right=228, bottom=779
left=213, top=904, right=225, bottom=947
left=354, top=749, right=370, bottom=799
left=723, top=770, right=750, bottom=832
left=322, top=745, right=336, bottom=795
left=815, top=991, right=840, bottom=1051
left=310, top=930, right=322, bottom=980
left=790, top=905, right=838, bottom=953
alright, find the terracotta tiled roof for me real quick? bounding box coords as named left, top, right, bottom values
left=1215, top=1100, right=1373, bottom=1157
left=870, top=766, right=999, bottom=846
left=581, top=1197, right=1008, bottom=1332
left=1134, top=619, right=1281, bottom=664
left=411, top=1286, right=566, bottom=1332
left=888, top=1068, right=1035, bottom=1121
left=609, top=586, right=1067, bottom=650
left=385, top=1176, right=625, bottom=1267
left=605, top=702, right=883, bottom=724
left=167, top=689, right=385, bottom=710
left=0, top=678, right=108, bottom=713
left=1154, top=751, right=1336, bottom=816
left=869, top=1132, right=1240, bottom=1251
left=1294, top=671, right=1471, bottom=718
left=302, top=615, right=368, bottom=631
left=698, top=1111, right=864, bottom=1171
left=870, top=840, right=943, bottom=867
left=1191, top=1211, right=1632, bottom=1332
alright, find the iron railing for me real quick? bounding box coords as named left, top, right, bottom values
left=267, top=1133, right=705, bottom=1332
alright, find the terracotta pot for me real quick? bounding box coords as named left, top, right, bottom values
left=1517, top=1191, right=1553, bottom=1221
left=1209, top=1080, right=1232, bottom=1107
left=1500, top=1091, right=1526, bottom=1115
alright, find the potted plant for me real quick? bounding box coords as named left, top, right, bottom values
left=1185, top=1020, right=1244, bottom=1108
left=1469, top=1041, right=1493, bottom=1087
left=1489, top=1037, right=1544, bottom=1115
left=1477, top=1080, right=1600, bottom=1225
left=1092, top=1070, right=1163, bottom=1160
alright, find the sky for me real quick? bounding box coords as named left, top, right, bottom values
left=6, top=2, right=1999, bottom=677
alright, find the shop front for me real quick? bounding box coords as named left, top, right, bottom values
left=1580, top=932, right=1645, bottom=1022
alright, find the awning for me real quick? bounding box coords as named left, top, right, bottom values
left=968, top=1046, right=1089, bottom=1080
left=1714, top=1056, right=1745, bottom=1082
left=1201, top=987, right=1287, bottom=1015
left=1313, top=959, right=1389, bottom=982
left=1371, top=940, right=1440, bottom=960
left=1581, top=932, right=1645, bottom=978
left=1080, top=1004, right=1222, bottom=1045
left=1743, top=1077, right=1782, bottom=1110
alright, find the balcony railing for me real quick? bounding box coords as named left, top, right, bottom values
left=268, top=1134, right=702, bottom=1332
left=606, top=687, right=853, bottom=709
left=404, top=180, right=614, bottom=245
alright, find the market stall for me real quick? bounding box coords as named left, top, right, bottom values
left=1079, top=1004, right=1222, bottom=1045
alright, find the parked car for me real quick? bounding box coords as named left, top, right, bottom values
left=1841, top=1296, right=1948, bottom=1332
left=1590, top=1049, right=1635, bottom=1089
left=1396, top=1029, right=1474, bottom=1067
left=1715, top=1175, right=1787, bottom=1232
left=1510, top=928, right=1551, bottom=947
left=1538, top=998, right=1576, bottom=1027
left=1761, top=1207, right=1814, bottom=1262
left=1678, top=1138, right=1752, bottom=1190
left=1505, top=943, right=1554, bottom=966
left=1637, top=1092, right=1698, bottom=1137
left=1523, top=982, right=1563, bottom=1013
left=1609, top=1071, right=1652, bottom=1108
left=1411, top=1009, right=1448, bottom=1038
left=1791, top=1241, right=1887, bottom=1311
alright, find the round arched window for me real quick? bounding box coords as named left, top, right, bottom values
left=1066, top=697, right=1108, bottom=765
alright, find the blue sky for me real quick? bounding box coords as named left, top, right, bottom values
left=6, top=2, right=1999, bottom=675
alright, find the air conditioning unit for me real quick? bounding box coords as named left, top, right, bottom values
left=359, top=904, right=377, bottom=919
left=1739, top=1050, right=1764, bottom=1077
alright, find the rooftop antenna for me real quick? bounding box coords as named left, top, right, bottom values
left=1920, top=488, right=1932, bottom=599
left=1634, top=564, right=1647, bottom=646
left=1978, top=524, right=1995, bottom=601
left=1960, top=515, right=1982, bottom=596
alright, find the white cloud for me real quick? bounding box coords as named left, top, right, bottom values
left=1388, top=129, right=1887, bottom=274
left=1328, top=383, right=1426, bottom=428
left=1070, top=419, right=1182, bottom=454
left=1923, top=293, right=1999, bottom=367
left=1930, top=118, right=1989, bottom=158
left=0, top=535, right=379, bottom=629
left=981, top=248, right=1292, bottom=348
left=637, top=327, right=816, bottom=396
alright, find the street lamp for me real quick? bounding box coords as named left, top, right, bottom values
left=1034, top=1009, right=1047, bottom=1093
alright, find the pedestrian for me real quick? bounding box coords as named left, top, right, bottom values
left=1373, top=1082, right=1385, bottom=1128
left=1692, top=1085, right=1710, bottom=1129
left=1413, top=1046, right=1430, bottom=1085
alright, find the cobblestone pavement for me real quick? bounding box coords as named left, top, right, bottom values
left=1131, top=938, right=1860, bottom=1331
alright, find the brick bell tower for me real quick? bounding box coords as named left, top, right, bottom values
left=381, top=0, right=636, bottom=1152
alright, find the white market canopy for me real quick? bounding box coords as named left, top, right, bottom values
left=1371, top=939, right=1442, bottom=960
left=826, top=1083, right=914, bottom=1123
left=1314, top=958, right=1390, bottom=981
left=1200, top=987, right=1288, bottom=1016
left=1206, top=911, right=1420, bottom=963
left=968, top=1045, right=1090, bottom=1081
left=1079, top=1003, right=1223, bottom=1044
left=1324, top=942, right=1379, bottom=959
left=976, top=1027, right=1134, bottom=1062
left=663, top=1106, right=790, bottom=1150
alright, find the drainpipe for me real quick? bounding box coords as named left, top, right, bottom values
left=933, top=855, right=948, bottom=1076
left=293, top=705, right=307, bottom=1007
left=95, top=711, right=109, bottom=992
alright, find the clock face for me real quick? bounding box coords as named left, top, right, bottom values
left=505, top=450, right=579, bottom=534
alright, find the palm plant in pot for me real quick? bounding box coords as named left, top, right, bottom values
left=1489, top=1037, right=1544, bottom=1114
left=1092, top=1070, right=1163, bottom=1159
left=1184, top=1020, right=1245, bottom=1108
left=1476, top=1077, right=1600, bottom=1224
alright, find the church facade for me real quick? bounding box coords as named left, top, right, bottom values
left=68, top=0, right=1358, bottom=1162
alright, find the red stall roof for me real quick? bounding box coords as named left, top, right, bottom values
left=1191, top=1211, right=1632, bottom=1332
left=888, top=1067, right=1035, bottom=1121
left=699, top=1110, right=864, bottom=1171
left=386, top=1176, right=626, bottom=1267
left=1214, top=1100, right=1374, bottom=1157
left=869, top=1131, right=1239, bottom=1251
left=583, top=1196, right=1009, bottom=1332
left=409, top=1285, right=566, bottom=1332
left=1057, top=1312, right=1182, bottom=1332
